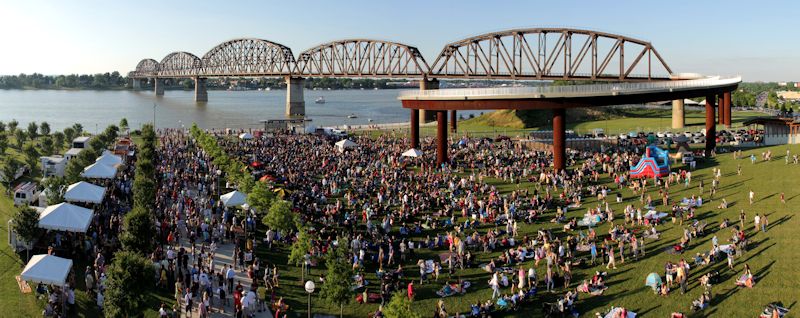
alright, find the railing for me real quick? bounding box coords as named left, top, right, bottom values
left=398, top=76, right=742, bottom=99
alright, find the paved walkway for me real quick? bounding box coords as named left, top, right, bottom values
left=178, top=240, right=273, bottom=318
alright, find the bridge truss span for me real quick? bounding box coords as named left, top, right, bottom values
left=296, top=39, right=430, bottom=77
left=158, top=52, right=202, bottom=78
left=201, top=38, right=296, bottom=77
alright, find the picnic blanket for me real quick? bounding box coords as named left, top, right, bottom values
left=577, top=214, right=602, bottom=227
left=761, top=303, right=790, bottom=318
left=719, top=244, right=734, bottom=253
left=644, top=210, right=668, bottom=220
left=435, top=281, right=472, bottom=297
left=604, top=307, right=637, bottom=318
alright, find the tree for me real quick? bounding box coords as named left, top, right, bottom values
left=26, top=122, right=38, bottom=139
left=288, top=229, right=312, bottom=282
left=11, top=206, right=41, bottom=261
left=119, top=118, right=129, bottom=131
left=103, top=251, right=156, bottom=317
left=120, top=207, right=156, bottom=254
left=63, top=127, right=76, bottom=144
left=40, top=122, right=50, bottom=136
left=262, top=200, right=296, bottom=234
left=40, top=136, right=54, bottom=156
left=52, top=131, right=65, bottom=152
left=8, top=119, right=18, bottom=133
left=14, top=129, right=26, bottom=148
left=0, top=121, right=5, bottom=133
left=248, top=181, right=275, bottom=216
left=2, top=157, right=21, bottom=188
left=72, top=123, right=83, bottom=136
left=384, top=291, right=421, bottom=318
left=132, top=173, right=156, bottom=212
left=64, top=148, right=98, bottom=183
left=320, top=238, right=352, bottom=318
left=22, top=143, right=39, bottom=173
left=0, top=133, right=7, bottom=155
left=42, top=177, right=66, bottom=205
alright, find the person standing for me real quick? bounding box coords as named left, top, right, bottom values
left=761, top=214, right=768, bottom=233
left=606, top=247, right=617, bottom=270
left=754, top=214, right=761, bottom=233
left=749, top=189, right=755, bottom=205
left=489, top=272, right=501, bottom=298
left=226, top=265, right=235, bottom=294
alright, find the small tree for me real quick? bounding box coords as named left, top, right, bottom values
left=63, top=127, right=76, bottom=144
left=11, top=206, right=41, bottom=261
left=320, top=239, right=353, bottom=318
left=8, top=119, right=18, bottom=133
left=103, top=251, right=156, bottom=317
left=120, top=207, right=156, bottom=254
left=26, top=122, right=38, bottom=139
left=14, top=129, right=26, bottom=148
left=132, top=172, right=156, bottom=211
left=52, top=132, right=65, bottom=152
left=384, top=291, right=421, bottom=318
left=72, top=123, right=83, bottom=136
left=119, top=118, right=129, bottom=131
left=288, top=229, right=312, bottom=282
left=0, top=121, right=5, bottom=133
left=0, top=133, right=7, bottom=155
left=40, top=136, right=54, bottom=156
left=42, top=177, right=66, bottom=205
left=2, top=157, right=21, bottom=188
left=247, top=181, right=275, bottom=216
left=22, top=143, right=39, bottom=173
left=39, top=122, right=50, bottom=136
left=262, top=200, right=296, bottom=234
left=89, top=137, right=106, bottom=153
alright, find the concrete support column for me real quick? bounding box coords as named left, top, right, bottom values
left=450, top=110, right=457, bottom=133
left=723, top=91, right=732, bottom=126
left=154, top=78, right=164, bottom=96
left=671, top=99, right=685, bottom=129
left=705, top=96, right=716, bottom=157
left=194, top=77, right=208, bottom=102
left=553, top=108, right=566, bottom=171
left=410, top=109, right=420, bottom=149
left=285, top=76, right=305, bottom=116
left=436, top=110, right=448, bottom=166
left=132, top=78, right=141, bottom=89
left=419, top=78, right=439, bottom=124
left=718, top=95, right=725, bottom=125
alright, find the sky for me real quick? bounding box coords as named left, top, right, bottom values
left=0, top=0, right=797, bottom=81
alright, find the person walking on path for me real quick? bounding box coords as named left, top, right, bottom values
left=749, top=189, right=755, bottom=205
left=754, top=214, right=761, bottom=233
left=606, top=247, right=617, bottom=270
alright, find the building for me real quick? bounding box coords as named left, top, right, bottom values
left=40, top=155, right=67, bottom=177
left=64, top=148, right=83, bottom=161
left=72, top=136, right=91, bottom=149
left=743, top=118, right=800, bottom=145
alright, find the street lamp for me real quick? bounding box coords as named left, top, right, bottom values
left=304, top=280, right=315, bottom=318
left=216, top=169, right=222, bottom=197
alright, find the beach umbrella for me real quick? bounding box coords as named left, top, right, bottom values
left=645, top=272, right=662, bottom=289
left=401, top=148, right=424, bottom=158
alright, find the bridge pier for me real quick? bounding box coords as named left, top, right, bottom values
left=131, top=78, right=142, bottom=90
left=671, top=99, right=685, bottom=129
left=419, top=79, right=439, bottom=124
left=410, top=109, right=419, bottom=149
left=194, top=77, right=208, bottom=102
left=154, top=78, right=165, bottom=96
left=436, top=110, right=448, bottom=166
left=705, top=96, right=716, bottom=157
left=723, top=91, right=732, bottom=127
left=718, top=95, right=725, bottom=125
left=285, top=76, right=305, bottom=117
left=553, top=108, right=566, bottom=171
left=450, top=110, right=457, bottom=133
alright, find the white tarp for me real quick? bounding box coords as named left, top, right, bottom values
left=335, top=139, right=358, bottom=152
left=239, top=133, right=254, bottom=140
left=95, top=152, right=123, bottom=166
left=401, top=148, right=424, bottom=158
left=64, top=181, right=106, bottom=204
left=221, top=190, right=247, bottom=207
left=21, top=254, right=72, bottom=286
left=80, top=162, right=116, bottom=179
left=39, top=202, right=94, bottom=232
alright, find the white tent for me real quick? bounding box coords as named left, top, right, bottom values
left=80, top=162, right=116, bottom=179
left=21, top=254, right=72, bottom=286
left=39, top=202, right=94, bottom=232
left=401, top=148, right=424, bottom=158
left=220, top=190, right=247, bottom=207
left=335, top=139, right=358, bottom=152
left=239, top=132, right=254, bottom=140
left=64, top=181, right=106, bottom=204
left=95, top=152, right=123, bottom=166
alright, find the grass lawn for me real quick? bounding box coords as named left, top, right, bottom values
left=257, top=143, right=800, bottom=317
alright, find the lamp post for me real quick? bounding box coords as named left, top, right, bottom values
left=305, top=280, right=315, bottom=318
left=216, top=169, right=222, bottom=197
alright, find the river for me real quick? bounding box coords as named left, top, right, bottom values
left=0, top=89, right=482, bottom=131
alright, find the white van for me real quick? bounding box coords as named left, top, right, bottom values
left=13, top=182, right=40, bottom=206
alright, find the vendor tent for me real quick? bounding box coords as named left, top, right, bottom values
left=220, top=190, right=247, bottom=207
left=239, top=133, right=254, bottom=140
left=80, top=162, right=116, bottom=179
left=335, top=139, right=358, bottom=152
left=21, top=254, right=72, bottom=286
left=401, top=148, right=424, bottom=158
left=95, top=152, right=123, bottom=166
left=64, top=181, right=106, bottom=204
left=645, top=272, right=662, bottom=289
left=39, top=202, right=94, bottom=232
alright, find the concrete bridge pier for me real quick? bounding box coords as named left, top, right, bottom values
left=131, top=78, right=142, bottom=90
left=410, top=109, right=420, bottom=149
left=194, top=77, right=208, bottom=102
left=285, top=76, right=305, bottom=116
left=154, top=78, right=165, bottom=96
left=553, top=108, right=566, bottom=171
left=705, top=96, right=716, bottom=157
left=723, top=91, right=732, bottom=127
left=671, top=99, right=685, bottom=129
left=419, top=78, right=439, bottom=124
left=436, top=110, right=448, bottom=166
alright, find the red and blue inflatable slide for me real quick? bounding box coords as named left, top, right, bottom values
left=630, top=144, right=670, bottom=178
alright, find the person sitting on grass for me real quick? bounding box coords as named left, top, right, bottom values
left=690, top=292, right=711, bottom=311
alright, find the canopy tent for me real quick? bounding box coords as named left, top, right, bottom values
left=95, top=152, right=123, bottom=166
left=239, top=133, right=254, bottom=140
left=645, top=272, right=662, bottom=289
left=401, top=148, right=424, bottom=158
left=80, top=162, right=117, bottom=179
left=63, top=181, right=106, bottom=204
left=220, top=190, right=247, bottom=207
left=39, top=202, right=94, bottom=232
left=335, top=139, right=358, bottom=152
left=21, top=254, right=72, bottom=286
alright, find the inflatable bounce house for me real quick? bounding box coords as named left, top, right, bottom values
left=630, top=144, right=670, bottom=178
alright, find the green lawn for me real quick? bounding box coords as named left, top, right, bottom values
left=258, top=143, right=800, bottom=317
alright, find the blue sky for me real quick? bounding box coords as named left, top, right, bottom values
left=0, top=0, right=796, bottom=81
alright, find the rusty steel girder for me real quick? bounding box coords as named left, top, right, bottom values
left=429, top=28, right=673, bottom=81
left=200, top=38, right=295, bottom=77
left=132, top=58, right=159, bottom=78
left=296, top=39, right=429, bottom=77
left=158, top=52, right=202, bottom=78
